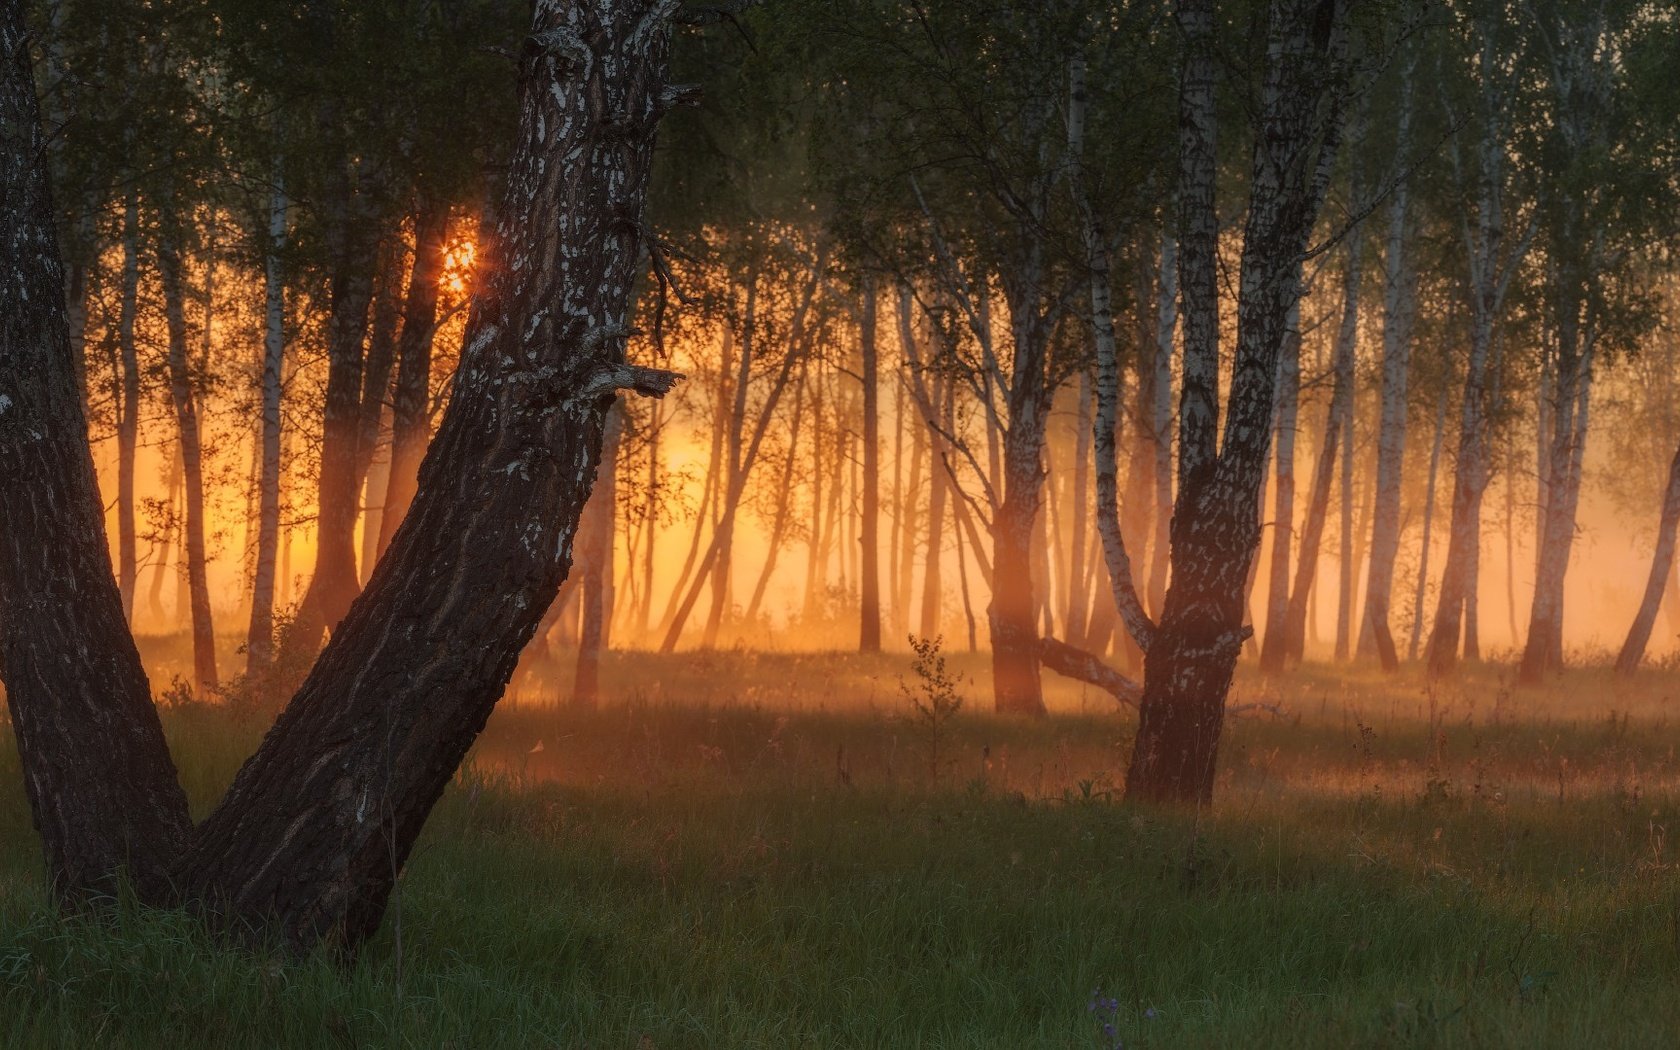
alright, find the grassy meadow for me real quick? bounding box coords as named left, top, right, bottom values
left=3, top=644, right=1680, bottom=1046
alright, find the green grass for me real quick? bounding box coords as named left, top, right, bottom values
left=4, top=650, right=1680, bottom=1046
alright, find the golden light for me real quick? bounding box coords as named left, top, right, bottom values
left=440, top=236, right=477, bottom=296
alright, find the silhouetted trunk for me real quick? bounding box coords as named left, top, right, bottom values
left=1425, top=26, right=1530, bottom=680
left=116, top=188, right=140, bottom=619
left=157, top=233, right=219, bottom=697
left=859, top=279, right=882, bottom=651
left=661, top=265, right=815, bottom=652
left=1408, top=383, right=1449, bottom=662
left=743, top=366, right=806, bottom=624
left=920, top=374, right=948, bottom=638
left=1281, top=232, right=1361, bottom=665
left=282, top=166, right=378, bottom=661
left=248, top=170, right=288, bottom=672
left=573, top=406, right=622, bottom=708
left=1357, top=93, right=1414, bottom=668
left=1258, top=304, right=1300, bottom=673
left=1616, top=443, right=1680, bottom=674
left=1065, top=372, right=1092, bottom=642
left=1125, top=0, right=1349, bottom=803
left=1519, top=276, right=1596, bottom=680
left=376, top=195, right=450, bottom=558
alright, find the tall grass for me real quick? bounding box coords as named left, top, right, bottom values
left=2, top=652, right=1679, bottom=1046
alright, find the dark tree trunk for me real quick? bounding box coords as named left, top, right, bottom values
left=281, top=167, right=379, bottom=662
left=247, top=169, right=288, bottom=673
left=157, top=233, right=219, bottom=697
left=0, top=14, right=193, bottom=901
left=378, top=196, right=453, bottom=559
left=116, top=189, right=141, bottom=619
left=1257, top=305, right=1301, bottom=674
left=0, top=0, right=683, bottom=952
left=1125, top=0, right=1350, bottom=804
left=1281, top=229, right=1362, bottom=665
left=573, top=406, right=622, bottom=708
left=1616, top=441, right=1680, bottom=675
left=859, top=278, right=883, bottom=652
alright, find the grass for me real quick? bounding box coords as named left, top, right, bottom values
left=3, top=647, right=1680, bottom=1046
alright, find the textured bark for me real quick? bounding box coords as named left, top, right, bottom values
left=1619, top=442, right=1680, bottom=674
left=157, top=233, right=219, bottom=697
left=2, top=0, right=683, bottom=951
left=177, top=0, right=683, bottom=947
left=858, top=279, right=882, bottom=652
left=1174, top=0, right=1219, bottom=492
left=1126, top=0, right=1350, bottom=804
left=1069, top=52, right=1154, bottom=656
left=378, top=196, right=452, bottom=559
left=1148, top=232, right=1177, bottom=619
left=247, top=171, right=288, bottom=672
left=0, top=12, right=193, bottom=900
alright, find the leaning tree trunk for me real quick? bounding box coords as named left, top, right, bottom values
left=0, top=0, right=684, bottom=952
left=1618, top=440, right=1680, bottom=674
left=1125, top=0, right=1350, bottom=804
left=0, top=10, right=194, bottom=901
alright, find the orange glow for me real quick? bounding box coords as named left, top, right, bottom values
left=441, top=237, right=476, bottom=295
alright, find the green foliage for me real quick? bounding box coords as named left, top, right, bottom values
left=899, top=633, right=965, bottom=779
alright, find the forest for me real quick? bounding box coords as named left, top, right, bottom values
left=2, top=0, right=1680, bottom=1045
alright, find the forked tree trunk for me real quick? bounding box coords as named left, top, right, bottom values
left=1125, top=0, right=1350, bottom=804
left=0, top=0, right=683, bottom=951
left=157, top=231, right=219, bottom=697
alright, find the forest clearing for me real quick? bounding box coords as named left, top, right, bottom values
left=5, top=0, right=1680, bottom=1045
left=4, top=652, right=1680, bottom=1047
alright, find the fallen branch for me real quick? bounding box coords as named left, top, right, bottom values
left=1036, top=636, right=1141, bottom=706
